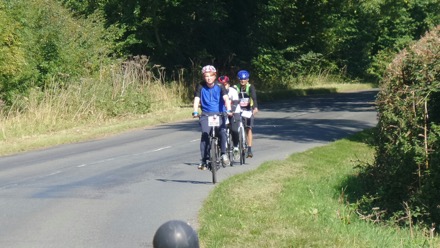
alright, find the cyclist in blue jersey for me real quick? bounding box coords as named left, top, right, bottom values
left=193, top=65, right=233, bottom=170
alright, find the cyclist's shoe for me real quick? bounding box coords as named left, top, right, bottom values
left=233, top=147, right=240, bottom=161
left=198, top=163, right=207, bottom=170
left=222, top=154, right=230, bottom=166
left=247, top=150, right=253, bottom=158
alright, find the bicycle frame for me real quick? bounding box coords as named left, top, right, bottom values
left=238, top=112, right=249, bottom=165
left=196, top=113, right=228, bottom=184
left=228, top=110, right=249, bottom=165
left=206, top=114, right=223, bottom=184
left=225, top=126, right=233, bottom=165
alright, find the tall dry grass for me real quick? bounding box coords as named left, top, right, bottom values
left=0, top=55, right=189, bottom=143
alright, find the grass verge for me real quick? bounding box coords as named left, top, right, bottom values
left=198, top=129, right=440, bottom=247
left=0, top=106, right=192, bottom=156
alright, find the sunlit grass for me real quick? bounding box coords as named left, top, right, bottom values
left=258, top=73, right=377, bottom=102
left=295, top=82, right=376, bottom=92
left=287, top=71, right=378, bottom=91
left=198, top=130, right=440, bottom=247
left=0, top=106, right=191, bottom=155
left=0, top=57, right=190, bottom=156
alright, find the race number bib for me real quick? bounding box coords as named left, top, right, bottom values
left=241, top=110, right=252, bottom=118
left=208, top=115, right=220, bottom=127
left=240, top=97, right=250, bottom=107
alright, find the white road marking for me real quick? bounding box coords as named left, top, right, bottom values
left=77, top=146, right=172, bottom=168
left=153, top=146, right=171, bottom=152
left=46, top=171, right=61, bottom=176
left=1, top=145, right=176, bottom=189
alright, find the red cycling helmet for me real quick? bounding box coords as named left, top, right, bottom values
left=218, top=75, right=230, bottom=84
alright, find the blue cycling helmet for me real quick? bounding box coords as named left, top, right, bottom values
left=237, top=70, right=250, bottom=80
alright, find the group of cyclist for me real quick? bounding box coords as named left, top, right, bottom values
left=193, top=65, right=258, bottom=170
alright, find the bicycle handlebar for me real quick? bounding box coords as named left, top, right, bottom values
left=193, top=112, right=229, bottom=118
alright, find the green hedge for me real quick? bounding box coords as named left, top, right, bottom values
left=364, top=25, right=440, bottom=225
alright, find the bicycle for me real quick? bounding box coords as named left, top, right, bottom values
left=237, top=110, right=251, bottom=165
left=225, top=109, right=251, bottom=166
left=199, top=113, right=227, bottom=184
left=226, top=113, right=245, bottom=166
left=225, top=126, right=234, bottom=166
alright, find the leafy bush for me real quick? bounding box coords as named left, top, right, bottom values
left=252, top=46, right=338, bottom=90
left=360, top=25, right=440, bottom=226
left=0, top=2, right=35, bottom=101
left=0, top=4, right=23, bottom=78
left=0, top=0, right=119, bottom=104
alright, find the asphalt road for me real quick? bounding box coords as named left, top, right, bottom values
left=0, top=90, right=378, bottom=248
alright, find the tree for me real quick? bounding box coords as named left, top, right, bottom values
left=0, top=0, right=116, bottom=104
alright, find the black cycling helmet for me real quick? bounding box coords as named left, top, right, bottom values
left=153, top=220, right=199, bottom=248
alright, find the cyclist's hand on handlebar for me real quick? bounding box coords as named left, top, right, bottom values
left=226, top=110, right=233, bottom=117
left=253, top=107, right=259, bottom=116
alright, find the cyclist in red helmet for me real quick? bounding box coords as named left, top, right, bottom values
left=219, top=75, right=240, bottom=161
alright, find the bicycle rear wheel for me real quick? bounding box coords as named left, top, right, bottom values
left=210, top=138, right=218, bottom=184
left=227, top=128, right=234, bottom=166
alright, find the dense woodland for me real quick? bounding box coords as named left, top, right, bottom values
left=61, top=0, right=440, bottom=83
left=1, top=0, right=440, bottom=231
left=1, top=0, right=440, bottom=103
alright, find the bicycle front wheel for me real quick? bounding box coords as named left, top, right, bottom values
left=210, top=138, right=218, bottom=184
left=239, top=126, right=246, bottom=165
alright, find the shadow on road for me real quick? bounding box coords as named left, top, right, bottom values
left=262, top=90, right=378, bottom=113
left=156, top=178, right=212, bottom=185
left=255, top=117, right=375, bottom=143
left=153, top=90, right=378, bottom=144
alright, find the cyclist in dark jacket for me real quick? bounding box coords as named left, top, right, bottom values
left=234, top=70, right=258, bottom=158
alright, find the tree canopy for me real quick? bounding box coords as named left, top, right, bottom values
left=58, top=0, right=440, bottom=82
left=1, top=0, right=439, bottom=102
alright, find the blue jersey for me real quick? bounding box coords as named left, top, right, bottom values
left=195, top=81, right=228, bottom=113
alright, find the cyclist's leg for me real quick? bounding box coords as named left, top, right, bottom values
left=230, top=113, right=240, bottom=148
left=246, top=116, right=254, bottom=157
left=242, top=116, right=250, bottom=146
left=218, top=117, right=228, bottom=154
left=219, top=116, right=230, bottom=165
left=230, top=113, right=240, bottom=162
left=226, top=117, right=234, bottom=149
left=199, top=115, right=211, bottom=165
